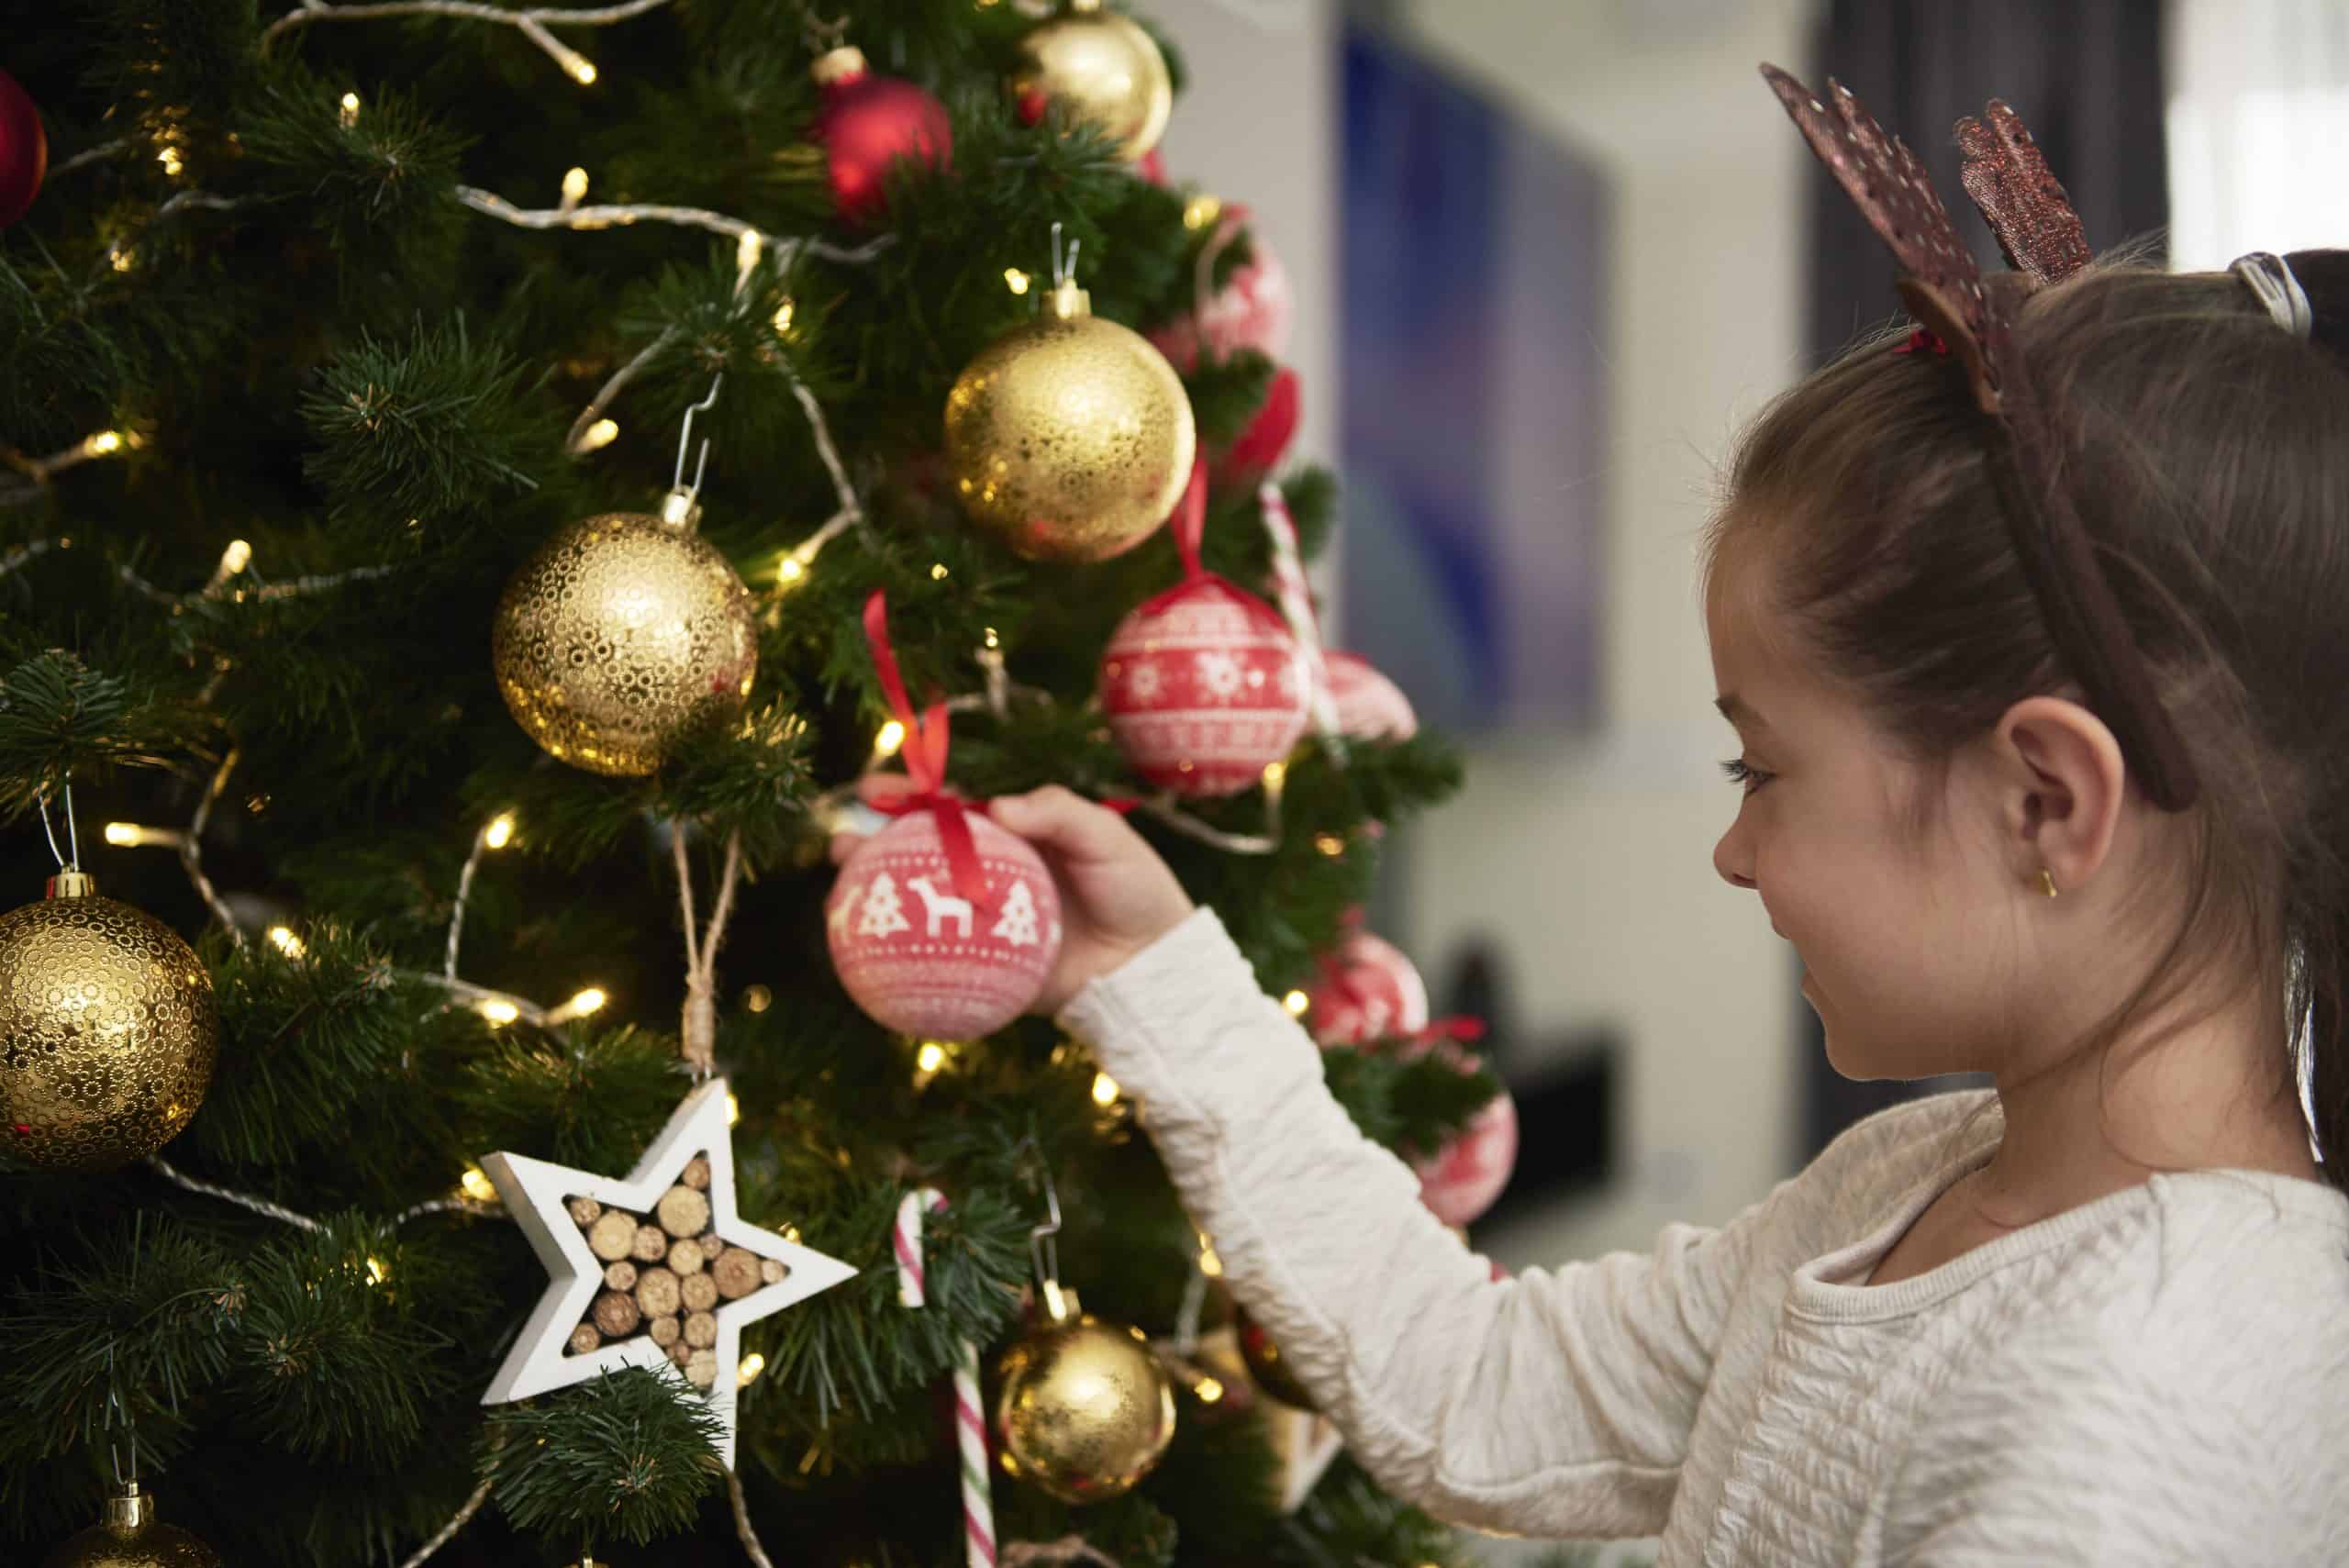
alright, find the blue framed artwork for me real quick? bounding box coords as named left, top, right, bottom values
left=1339, top=23, right=1610, bottom=736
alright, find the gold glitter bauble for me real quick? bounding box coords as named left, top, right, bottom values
left=0, top=874, right=217, bottom=1175
left=43, top=1486, right=222, bottom=1568
left=1234, top=1305, right=1317, bottom=1411
left=1011, top=0, right=1173, bottom=161
left=491, top=506, right=758, bottom=777
left=945, top=280, right=1196, bottom=564
left=995, top=1304, right=1175, bottom=1503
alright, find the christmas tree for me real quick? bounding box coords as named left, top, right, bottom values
left=0, top=4, right=1501, bottom=1563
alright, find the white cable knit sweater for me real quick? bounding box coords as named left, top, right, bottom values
left=1058, top=907, right=2349, bottom=1565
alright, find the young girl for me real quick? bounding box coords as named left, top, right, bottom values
left=846, top=76, right=2349, bottom=1563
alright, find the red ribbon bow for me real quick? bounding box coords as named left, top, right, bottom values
left=863, top=589, right=995, bottom=914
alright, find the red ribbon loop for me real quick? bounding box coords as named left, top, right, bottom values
left=1172, top=455, right=1208, bottom=583
left=862, top=590, right=994, bottom=912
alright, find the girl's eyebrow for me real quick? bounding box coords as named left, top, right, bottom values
left=1714, top=693, right=1771, bottom=732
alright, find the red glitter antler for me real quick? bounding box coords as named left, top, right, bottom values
left=1957, top=99, right=2093, bottom=287
left=1760, top=65, right=2009, bottom=414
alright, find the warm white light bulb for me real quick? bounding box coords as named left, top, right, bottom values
left=562, top=166, right=589, bottom=203
left=1004, top=268, right=1031, bottom=295
left=578, top=417, right=618, bottom=452
left=874, top=720, right=906, bottom=757
left=1091, top=1072, right=1120, bottom=1106
left=738, top=1352, right=766, bottom=1387
left=460, top=1165, right=497, bottom=1202
left=340, top=92, right=362, bottom=128
left=1282, top=990, right=1309, bottom=1017
left=268, top=926, right=307, bottom=959
left=479, top=998, right=520, bottom=1026
left=484, top=813, right=517, bottom=850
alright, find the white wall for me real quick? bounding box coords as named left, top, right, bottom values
left=1383, top=0, right=1815, bottom=1271
left=1154, top=0, right=1341, bottom=469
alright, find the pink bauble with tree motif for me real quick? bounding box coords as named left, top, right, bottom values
left=827, top=808, right=1062, bottom=1040
left=1100, top=579, right=1313, bottom=797
left=1301, top=928, right=1428, bottom=1046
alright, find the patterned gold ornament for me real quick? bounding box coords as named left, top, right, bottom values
left=995, top=1291, right=1175, bottom=1503
left=491, top=496, right=758, bottom=776
left=1011, top=0, right=1174, bottom=161
left=0, top=872, right=217, bottom=1174
left=945, top=279, right=1196, bottom=564
left=42, top=1485, right=223, bottom=1568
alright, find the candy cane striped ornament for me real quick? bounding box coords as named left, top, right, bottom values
left=1257, top=483, right=1344, bottom=751
left=896, top=1188, right=996, bottom=1568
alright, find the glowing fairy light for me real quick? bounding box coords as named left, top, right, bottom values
left=484, top=812, right=517, bottom=850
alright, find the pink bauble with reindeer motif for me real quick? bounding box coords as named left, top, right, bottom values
left=827, top=808, right=1063, bottom=1040
left=1301, top=928, right=1429, bottom=1046
left=1100, top=581, right=1313, bottom=797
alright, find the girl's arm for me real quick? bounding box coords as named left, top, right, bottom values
left=1061, top=906, right=1777, bottom=1540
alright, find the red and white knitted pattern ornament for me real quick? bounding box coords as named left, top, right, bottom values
left=1303, top=927, right=1429, bottom=1047
left=828, top=810, right=1062, bottom=1040
left=1100, top=462, right=1311, bottom=797
left=1147, top=207, right=1294, bottom=373
left=1322, top=651, right=1419, bottom=743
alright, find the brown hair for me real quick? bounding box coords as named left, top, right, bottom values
left=1707, top=261, right=2349, bottom=1198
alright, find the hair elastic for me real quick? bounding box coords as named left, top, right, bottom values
left=2230, top=251, right=2314, bottom=339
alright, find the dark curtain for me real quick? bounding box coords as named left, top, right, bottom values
left=1796, top=0, right=2170, bottom=1163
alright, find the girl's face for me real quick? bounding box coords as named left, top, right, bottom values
left=1705, top=545, right=2026, bottom=1082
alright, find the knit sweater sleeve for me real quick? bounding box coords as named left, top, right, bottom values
left=1057, top=906, right=1782, bottom=1540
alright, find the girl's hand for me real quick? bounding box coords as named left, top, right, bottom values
left=829, top=781, right=1195, bottom=1015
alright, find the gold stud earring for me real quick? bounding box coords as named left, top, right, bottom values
left=2037, top=868, right=2059, bottom=899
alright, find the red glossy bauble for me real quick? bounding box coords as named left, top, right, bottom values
left=827, top=807, right=1062, bottom=1040
left=809, top=47, right=951, bottom=224
left=0, top=68, right=48, bottom=229
left=1302, top=927, right=1429, bottom=1046
left=1099, top=579, right=1312, bottom=798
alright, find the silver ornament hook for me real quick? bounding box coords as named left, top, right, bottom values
left=36, top=771, right=79, bottom=872
left=672, top=373, right=724, bottom=502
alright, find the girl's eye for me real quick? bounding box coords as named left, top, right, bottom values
left=1720, top=757, right=1775, bottom=795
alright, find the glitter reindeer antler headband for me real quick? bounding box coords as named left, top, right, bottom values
left=1760, top=65, right=2201, bottom=812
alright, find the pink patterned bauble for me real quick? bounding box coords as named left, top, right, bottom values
left=1323, top=651, right=1418, bottom=743
left=1302, top=928, right=1428, bottom=1046
left=826, top=807, right=1063, bottom=1040
left=1411, top=1073, right=1519, bottom=1228
left=1100, top=580, right=1313, bottom=797
left=1146, top=217, right=1294, bottom=374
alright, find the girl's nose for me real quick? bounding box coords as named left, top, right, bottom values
left=1713, top=824, right=1758, bottom=890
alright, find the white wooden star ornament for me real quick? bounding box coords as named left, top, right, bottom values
left=478, top=1076, right=858, bottom=1469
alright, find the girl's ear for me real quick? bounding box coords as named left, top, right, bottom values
left=1991, top=695, right=2129, bottom=891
